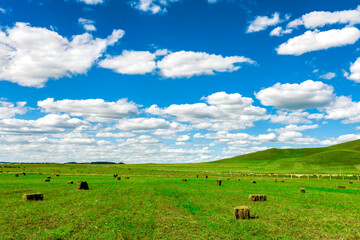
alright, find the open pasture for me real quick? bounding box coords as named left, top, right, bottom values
left=1, top=164, right=360, bottom=239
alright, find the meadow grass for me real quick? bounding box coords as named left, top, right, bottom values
left=1, top=164, right=360, bottom=239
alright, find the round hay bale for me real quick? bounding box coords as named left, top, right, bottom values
left=300, top=188, right=306, bottom=193
left=55, top=174, right=59, bottom=177
left=22, top=172, right=26, bottom=176
left=76, top=181, right=89, bottom=190
left=46, top=176, right=51, bottom=179
left=125, top=177, right=129, bottom=179
left=182, top=179, right=188, bottom=182
left=44, top=179, right=50, bottom=182
left=252, top=181, right=256, bottom=184
left=117, top=176, right=121, bottom=180
left=15, top=174, right=19, bottom=177
left=205, top=175, right=208, bottom=179
left=23, top=193, right=43, bottom=201
left=67, top=181, right=73, bottom=184
left=274, top=179, right=277, bottom=182
left=237, top=179, right=240, bottom=181
left=196, top=175, right=199, bottom=178
left=113, top=174, right=118, bottom=178
left=227, top=178, right=230, bottom=181
left=217, top=179, right=222, bottom=186
left=348, top=181, right=353, bottom=184
left=338, top=185, right=345, bottom=189
left=234, top=206, right=250, bottom=219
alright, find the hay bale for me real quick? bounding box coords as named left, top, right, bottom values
left=338, top=185, right=345, bottom=189
left=125, top=177, right=129, bottom=179
left=15, top=174, right=19, bottom=177
left=205, top=175, right=208, bottom=179
left=274, top=179, right=277, bottom=182
left=47, top=176, right=51, bottom=179
left=237, top=179, right=240, bottom=181
left=117, top=176, right=121, bottom=180
left=227, top=178, right=230, bottom=181
left=113, top=174, right=118, bottom=178
left=182, top=179, right=188, bottom=182
left=249, top=194, right=267, bottom=201
left=252, top=181, right=256, bottom=184
left=23, top=193, right=43, bottom=201
left=22, top=172, right=26, bottom=176
left=300, top=188, right=306, bottom=193
left=348, top=181, right=353, bottom=184
left=234, top=206, right=250, bottom=219
left=44, top=179, right=50, bottom=182
left=196, top=175, right=199, bottom=178
left=55, top=174, right=59, bottom=177
left=67, top=181, right=73, bottom=184
left=217, top=179, right=222, bottom=186
left=76, top=181, right=89, bottom=190
left=280, top=180, right=285, bottom=182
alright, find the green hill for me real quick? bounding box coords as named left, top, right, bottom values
left=211, top=139, right=360, bottom=174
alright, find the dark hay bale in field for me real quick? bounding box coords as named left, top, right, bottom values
left=205, top=175, right=208, bottom=179
left=274, top=179, right=277, bottom=182
left=348, top=181, right=353, bottom=184
left=280, top=180, right=285, bottom=182
left=338, top=185, right=345, bottom=189
left=217, top=179, right=222, bottom=186
left=44, top=179, right=50, bottom=182
left=182, top=179, right=188, bottom=182
left=55, top=174, right=59, bottom=177
left=113, top=174, right=118, bottom=178
left=238, top=179, right=240, bottom=181
left=117, top=176, right=121, bottom=180
left=196, top=175, right=199, bottom=178
left=76, top=181, right=89, bottom=190
left=47, top=176, right=51, bottom=179
left=15, top=174, right=19, bottom=177
left=252, top=181, right=256, bottom=184
left=67, top=181, right=73, bottom=184
left=125, top=177, right=129, bottom=179
left=227, top=178, right=230, bottom=181
left=234, top=206, right=250, bottom=219
left=23, top=193, right=43, bottom=201
left=22, top=172, right=26, bottom=176
left=300, top=188, right=306, bottom=193
left=249, top=194, right=267, bottom=201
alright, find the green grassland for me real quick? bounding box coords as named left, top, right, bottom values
left=1, top=140, right=360, bottom=239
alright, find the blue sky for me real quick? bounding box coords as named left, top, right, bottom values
left=1, top=0, right=360, bottom=163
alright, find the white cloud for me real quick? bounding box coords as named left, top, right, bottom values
left=247, top=13, right=281, bottom=33
left=255, top=80, right=334, bottom=110
left=131, top=0, right=178, bottom=14
left=0, top=100, right=27, bottom=119
left=157, top=51, right=255, bottom=78
left=0, top=7, right=6, bottom=14
left=99, top=50, right=156, bottom=74
left=38, top=98, right=138, bottom=122
left=324, top=96, right=360, bottom=123
left=346, top=57, right=360, bottom=82
left=288, top=6, right=360, bottom=29
left=0, top=22, right=124, bottom=87
left=78, top=18, right=96, bottom=32
left=269, top=111, right=312, bottom=125
left=117, top=118, right=171, bottom=131
left=177, top=135, right=190, bottom=142
left=319, top=72, right=336, bottom=80
left=78, top=0, right=104, bottom=5
left=270, top=26, right=293, bottom=36
left=276, top=27, right=360, bottom=55
left=96, top=132, right=136, bottom=138
left=269, top=124, right=319, bottom=133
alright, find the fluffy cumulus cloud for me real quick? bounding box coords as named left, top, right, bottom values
left=288, top=6, right=360, bottom=29
left=324, top=96, right=360, bottom=123
left=147, top=92, right=267, bottom=130
left=77, top=0, right=104, bottom=5
left=276, top=27, right=360, bottom=55
left=269, top=111, right=313, bottom=125
left=78, top=18, right=96, bottom=32
left=346, top=57, right=360, bottom=82
left=247, top=12, right=281, bottom=33
left=99, top=50, right=156, bottom=74
left=38, top=98, right=138, bottom=122
left=255, top=80, right=334, bottom=110
left=0, top=100, right=27, bottom=119
left=157, top=51, right=255, bottom=78
left=117, top=118, right=171, bottom=131
left=0, top=22, right=124, bottom=87
left=131, top=0, right=178, bottom=14
left=270, top=26, right=293, bottom=36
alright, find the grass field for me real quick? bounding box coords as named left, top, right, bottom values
left=1, top=164, right=360, bottom=239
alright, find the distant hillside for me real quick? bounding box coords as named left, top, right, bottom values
left=212, top=139, right=360, bottom=173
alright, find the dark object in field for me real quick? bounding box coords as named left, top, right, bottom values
left=196, top=175, right=198, bottom=178
left=182, top=179, right=187, bottom=182
left=23, top=193, right=43, bottom=201
left=47, top=176, right=51, bottom=179
left=338, top=185, right=345, bottom=189
left=237, top=179, right=240, bottom=181
left=55, top=174, right=59, bottom=177
left=67, top=181, right=73, bottom=184
left=22, top=172, right=26, bottom=176
left=217, top=179, right=222, bottom=186
left=227, top=178, right=230, bottom=180
left=44, top=179, right=50, bottom=182
left=300, top=188, right=306, bottom=193
left=113, top=174, right=118, bottom=178
left=274, top=179, right=277, bottom=182
left=280, top=180, right=284, bottom=182
left=348, top=181, right=353, bottom=184
left=15, top=174, right=19, bottom=177
left=234, top=206, right=250, bottom=219
left=76, top=181, right=89, bottom=190
left=252, top=181, right=256, bottom=184
left=117, top=176, right=121, bottom=180
left=249, top=194, right=267, bottom=201
left=125, top=177, right=129, bottom=179
left=205, top=175, right=208, bottom=179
